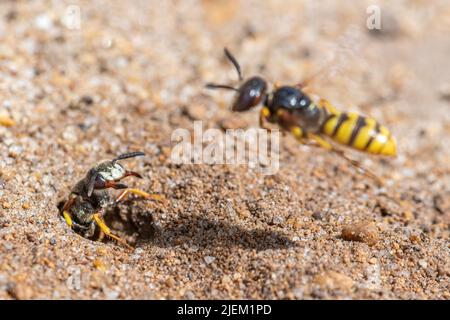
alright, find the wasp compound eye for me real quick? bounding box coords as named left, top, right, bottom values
left=232, top=76, right=268, bottom=112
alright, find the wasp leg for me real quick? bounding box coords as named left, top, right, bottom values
left=290, top=126, right=306, bottom=142
left=62, top=210, right=92, bottom=234
left=92, top=213, right=132, bottom=249
left=306, top=133, right=333, bottom=150
left=63, top=211, right=73, bottom=227
left=259, top=107, right=273, bottom=130
left=115, top=188, right=164, bottom=203
left=307, top=133, right=384, bottom=186
left=317, top=98, right=339, bottom=114
left=61, top=196, right=77, bottom=227
left=62, top=196, right=75, bottom=211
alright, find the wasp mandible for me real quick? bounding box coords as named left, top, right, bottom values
left=206, top=48, right=397, bottom=182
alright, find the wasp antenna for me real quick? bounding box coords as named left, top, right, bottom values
left=224, top=48, right=243, bottom=81
left=113, top=151, right=145, bottom=163
left=205, top=83, right=239, bottom=92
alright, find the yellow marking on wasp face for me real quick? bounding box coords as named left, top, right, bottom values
left=291, top=126, right=303, bottom=139
left=261, top=107, right=271, bottom=118
left=63, top=211, right=73, bottom=227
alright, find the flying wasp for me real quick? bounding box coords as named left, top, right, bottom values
left=206, top=48, right=397, bottom=182
left=60, top=151, right=163, bottom=249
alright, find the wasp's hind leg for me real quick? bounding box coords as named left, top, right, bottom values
left=114, top=188, right=165, bottom=204
left=92, top=212, right=132, bottom=249
left=307, top=133, right=384, bottom=186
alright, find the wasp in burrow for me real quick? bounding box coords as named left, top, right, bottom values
left=60, top=151, right=163, bottom=249
left=206, top=48, right=397, bottom=183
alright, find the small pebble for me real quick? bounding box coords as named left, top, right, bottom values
left=272, top=216, right=284, bottom=225
left=34, top=14, right=53, bottom=30
left=219, top=117, right=250, bottom=130
left=93, top=259, right=107, bottom=272
left=183, top=104, right=208, bottom=120
left=184, top=290, right=195, bottom=300
left=0, top=274, right=8, bottom=291
left=418, top=260, right=428, bottom=269
left=165, top=277, right=175, bottom=287
left=104, top=288, right=120, bottom=299
left=341, top=222, right=379, bottom=246
left=204, top=256, right=215, bottom=265
left=7, top=282, right=33, bottom=300
left=0, top=115, right=15, bottom=127
left=312, top=211, right=324, bottom=220
left=438, top=83, right=450, bottom=101
left=2, top=202, right=11, bottom=209
left=314, top=271, right=354, bottom=292
left=433, top=194, right=450, bottom=215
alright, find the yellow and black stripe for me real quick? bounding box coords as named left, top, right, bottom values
left=321, top=111, right=397, bottom=156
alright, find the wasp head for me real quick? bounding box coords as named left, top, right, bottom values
left=206, top=48, right=268, bottom=112
left=232, top=76, right=267, bottom=112
left=83, top=151, right=145, bottom=197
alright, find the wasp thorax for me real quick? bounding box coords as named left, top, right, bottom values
left=270, top=86, right=311, bottom=112
left=232, top=76, right=268, bottom=112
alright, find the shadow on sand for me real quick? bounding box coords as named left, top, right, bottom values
left=59, top=198, right=297, bottom=251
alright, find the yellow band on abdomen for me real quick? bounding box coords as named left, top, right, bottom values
left=321, top=111, right=396, bottom=156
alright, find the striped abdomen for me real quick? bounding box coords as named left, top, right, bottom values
left=321, top=111, right=397, bottom=156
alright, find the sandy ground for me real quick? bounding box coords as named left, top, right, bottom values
left=0, top=0, right=449, bottom=299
